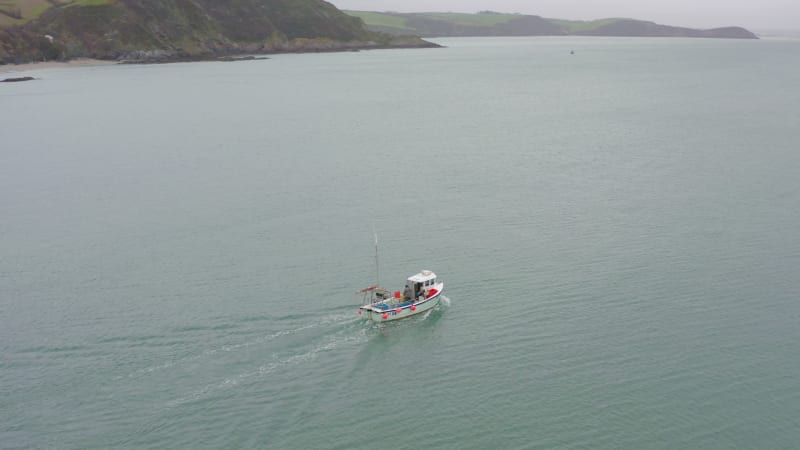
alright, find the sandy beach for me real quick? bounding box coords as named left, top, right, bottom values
left=0, top=58, right=117, bottom=74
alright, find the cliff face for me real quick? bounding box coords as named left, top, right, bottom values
left=0, top=0, right=437, bottom=64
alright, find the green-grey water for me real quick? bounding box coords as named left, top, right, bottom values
left=2, top=37, right=799, bottom=449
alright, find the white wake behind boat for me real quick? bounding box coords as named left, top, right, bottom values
left=357, top=270, right=443, bottom=322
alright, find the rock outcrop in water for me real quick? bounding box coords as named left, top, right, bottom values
left=1, top=75, right=34, bottom=82
left=0, top=0, right=439, bottom=65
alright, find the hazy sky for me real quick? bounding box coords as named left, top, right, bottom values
left=329, top=0, right=799, bottom=30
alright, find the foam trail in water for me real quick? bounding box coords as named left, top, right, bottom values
left=165, top=329, right=368, bottom=407
left=128, top=313, right=355, bottom=379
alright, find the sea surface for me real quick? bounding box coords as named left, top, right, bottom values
left=2, top=36, right=800, bottom=449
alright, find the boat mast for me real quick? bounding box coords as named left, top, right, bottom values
left=374, top=229, right=380, bottom=287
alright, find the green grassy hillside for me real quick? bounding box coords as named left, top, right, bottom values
left=0, top=0, right=63, bottom=27
left=549, top=18, right=625, bottom=33
left=345, top=11, right=757, bottom=39
left=347, top=10, right=412, bottom=32
left=347, top=10, right=564, bottom=37
left=422, top=12, right=518, bottom=27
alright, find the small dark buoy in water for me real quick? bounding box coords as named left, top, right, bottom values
left=570, top=50, right=575, bottom=55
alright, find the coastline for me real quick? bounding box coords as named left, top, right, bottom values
left=1, top=41, right=440, bottom=74
left=0, top=58, right=117, bottom=74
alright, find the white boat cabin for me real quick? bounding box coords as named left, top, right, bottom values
left=403, top=270, right=439, bottom=301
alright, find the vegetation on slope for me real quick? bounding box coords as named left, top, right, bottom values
left=572, top=19, right=757, bottom=38
left=345, top=11, right=551, bottom=35
left=549, top=18, right=626, bottom=33
left=344, top=10, right=414, bottom=33
left=0, top=0, right=437, bottom=64
left=346, top=11, right=758, bottom=40
left=347, top=10, right=563, bottom=37
left=423, top=12, right=518, bottom=27
left=0, top=0, right=65, bottom=27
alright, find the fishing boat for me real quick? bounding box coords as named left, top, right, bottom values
left=357, top=270, right=444, bottom=322
left=356, top=233, right=443, bottom=322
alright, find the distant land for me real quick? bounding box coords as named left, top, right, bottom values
left=0, top=0, right=438, bottom=65
left=345, top=11, right=758, bottom=40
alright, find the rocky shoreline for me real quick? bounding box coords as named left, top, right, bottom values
left=112, top=36, right=439, bottom=64
left=1, top=35, right=439, bottom=67
left=0, top=38, right=440, bottom=74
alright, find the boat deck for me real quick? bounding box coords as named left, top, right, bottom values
left=369, top=300, right=414, bottom=311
